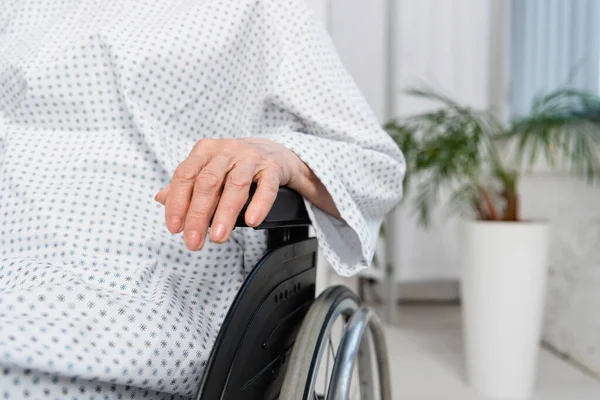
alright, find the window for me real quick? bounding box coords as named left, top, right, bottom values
left=509, top=0, right=600, bottom=117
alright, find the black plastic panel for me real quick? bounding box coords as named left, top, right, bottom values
left=196, top=238, right=318, bottom=400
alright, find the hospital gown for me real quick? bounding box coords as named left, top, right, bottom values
left=0, top=0, right=405, bottom=398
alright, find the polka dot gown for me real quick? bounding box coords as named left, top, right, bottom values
left=0, top=0, right=405, bottom=398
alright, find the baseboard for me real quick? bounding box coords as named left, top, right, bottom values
left=396, top=280, right=461, bottom=302
left=364, top=279, right=461, bottom=303
left=326, top=273, right=461, bottom=302
left=542, top=341, right=600, bottom=380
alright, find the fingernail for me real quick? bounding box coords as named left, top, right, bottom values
left=247, top=213, right=258, bottom=226
left=212, top=223, right=225, bottom=241
left=186, top=230, right=201, bottom=250
left=169, top=216, right=183, bottom=233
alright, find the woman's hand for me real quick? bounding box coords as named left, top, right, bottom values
left=154, top=138, right=341, bottom=251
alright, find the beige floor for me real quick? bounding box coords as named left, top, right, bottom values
left=383, top=304, right=600, bottom=399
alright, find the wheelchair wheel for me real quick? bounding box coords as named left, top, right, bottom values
left=280, top=286, right=392, bottom=400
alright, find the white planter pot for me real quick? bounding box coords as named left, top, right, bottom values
left=460, top=220, right=550, bottom=399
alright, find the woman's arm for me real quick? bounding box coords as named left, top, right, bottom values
left=156, top=0, right=405, bottom=276
left=253, top=0, right=406, bottom=276
left=291, top=160, right=342, bottom=221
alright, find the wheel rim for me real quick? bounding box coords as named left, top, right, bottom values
left=306, top=297, right=357, bottom=398
left=281, top=286, right=390, bottom=400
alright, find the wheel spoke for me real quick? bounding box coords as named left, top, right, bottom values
left=279, top=286, right=363, bottom=400
left=329, top=333, right=336, bottom=359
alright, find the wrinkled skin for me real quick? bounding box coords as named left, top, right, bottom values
left=154, top=137, right=341, bottom=250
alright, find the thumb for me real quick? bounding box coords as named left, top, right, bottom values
left=154, top=184, right=171, bottom=205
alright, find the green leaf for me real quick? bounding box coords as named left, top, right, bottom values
left=385, top=86, right=600, bottom=226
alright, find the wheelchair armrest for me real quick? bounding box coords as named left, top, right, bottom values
left=235, top=184, right=311, bottom=229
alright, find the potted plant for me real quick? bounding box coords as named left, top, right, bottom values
left=385, top=87, right=600, bottom=399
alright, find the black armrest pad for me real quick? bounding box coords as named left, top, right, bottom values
left=235, top=184, right=311, bottom=229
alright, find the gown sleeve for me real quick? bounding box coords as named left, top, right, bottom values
left=257, top=0, right=406, bottom=277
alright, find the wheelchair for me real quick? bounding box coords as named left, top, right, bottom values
left=196, top=186, right=392, bottom=400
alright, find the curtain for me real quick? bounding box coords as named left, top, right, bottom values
left=510, top=0, right=600, bottom=117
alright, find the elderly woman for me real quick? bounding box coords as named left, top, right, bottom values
left=0, top=0, right=405, bottom=398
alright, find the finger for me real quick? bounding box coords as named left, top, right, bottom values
left=166, top=155, right=207, bottom=234
left=210, top=162, right=255, bottom=243
left=184, top=156, right=230, bottom=250
left=245, top=172, right=280, bottom=227
left=154, top=184, right=171, bottom=205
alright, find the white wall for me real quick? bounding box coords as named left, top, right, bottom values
left=392, top=0, right=494, bottom=282
left=329, top=0, right=388, bottom=122
left=517, top=174, right=600, bottom=374
left=304, top=0, right=328, bottom=27
left=395, top=0, right=493, bottom=116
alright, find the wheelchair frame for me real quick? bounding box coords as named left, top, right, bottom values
left=196, top=186, right=391, bottom=400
